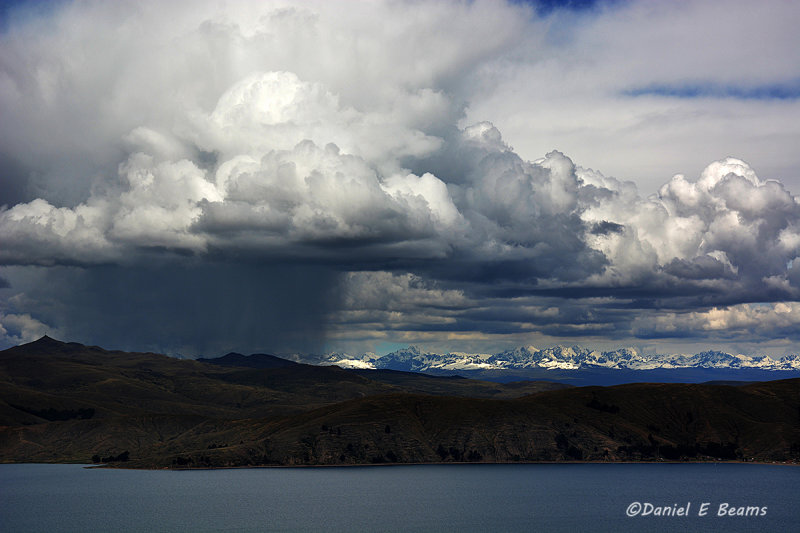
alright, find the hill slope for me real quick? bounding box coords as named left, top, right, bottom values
left=1, top=337, right=798, bottom=467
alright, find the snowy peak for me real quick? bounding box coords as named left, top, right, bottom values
left=322, top=345, right=800, bottom=372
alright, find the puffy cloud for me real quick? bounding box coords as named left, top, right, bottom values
left=199, top=71, right=444, bottom=166
left=579, top=157, right=800, bottom=298
left=0, top=199, right=116, bottom=266
left=0, top=114, right=606, bottom=279
left=0, top=312, right=55, bottom=346
left=200, top=139, right=462, bottom=257
left=633, top=302, right=800, bottom=341
left=0, top=153, right=220, bottom=264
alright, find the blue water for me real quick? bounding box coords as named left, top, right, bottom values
left=1, top=463, right=797, bottom=532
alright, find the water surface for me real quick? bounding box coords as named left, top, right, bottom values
left=1, top=463, right=797, bottom=532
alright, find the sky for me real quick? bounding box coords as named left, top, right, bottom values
left=1, top=0, right=800, bottom=358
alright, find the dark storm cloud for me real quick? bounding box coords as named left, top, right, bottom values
left=663, top=256, right=738, bottom=281
left=4, top=262, right=339, bottom=356
left=589, top=221, right=624, bottom=235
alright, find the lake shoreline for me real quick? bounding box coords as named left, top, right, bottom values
left=76, top=458, right=800, bottom=470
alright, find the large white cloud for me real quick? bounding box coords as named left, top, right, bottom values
left=578, top=156, right=800, bottom=297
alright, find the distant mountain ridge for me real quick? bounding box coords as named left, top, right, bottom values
left=320, top=345, right=800, bottom=372
left=197, top=352, right=298, bottom=369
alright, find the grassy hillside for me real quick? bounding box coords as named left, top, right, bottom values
left=1, top=337, right=798, bottom=468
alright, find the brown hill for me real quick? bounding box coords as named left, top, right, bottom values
left=1, top=337, right=798, bottom=467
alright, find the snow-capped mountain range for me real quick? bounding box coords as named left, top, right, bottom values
left=319, top=345, right=800, bottom=372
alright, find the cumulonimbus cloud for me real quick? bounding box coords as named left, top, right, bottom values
left=1, top=0, right=799, bottom=354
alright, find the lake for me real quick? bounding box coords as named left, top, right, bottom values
left=1, top=463, right=797, bottom=532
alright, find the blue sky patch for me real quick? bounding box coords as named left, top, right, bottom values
left=625, top=81, right=800, bottom=100
left=512, top=0, right=624, bottom=15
